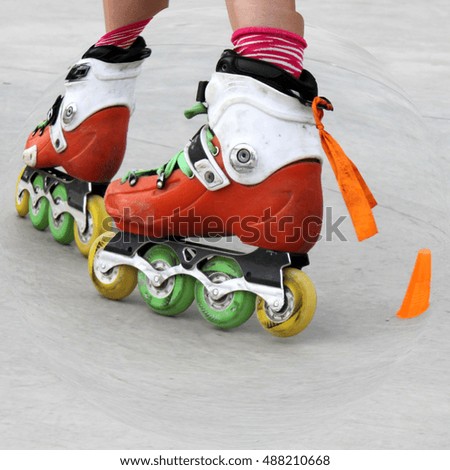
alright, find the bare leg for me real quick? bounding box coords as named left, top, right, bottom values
left=103, top=0, right=169, bottom=31
left=225, top=0, right=304, bottom=36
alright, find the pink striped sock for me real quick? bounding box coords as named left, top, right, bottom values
left=232, top=27, right=307, bottom=78
left=95, top=18, right=152, bottom=49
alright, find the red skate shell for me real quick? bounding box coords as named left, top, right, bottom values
left=24, top=107, right=130, bottom=182
left=105, top=156, right=323, bottom=253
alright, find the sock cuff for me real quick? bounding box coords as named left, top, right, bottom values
left=96, top=18, right=152, bottom=49
left=231, top=26, right=307, bottom=49
left=231, top=26, right=307, bottom=78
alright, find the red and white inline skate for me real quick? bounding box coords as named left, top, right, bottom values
left=89, top=50, right=377, bottom=337
left=15, top=37, right=151, bottom=256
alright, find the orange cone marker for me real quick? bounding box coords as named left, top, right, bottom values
left=396, top=248, right=432, bottom=319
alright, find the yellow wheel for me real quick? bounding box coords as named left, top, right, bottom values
left=74, top=195, right=110, bottom=257
left=256, top=268, right=317, bottom=338
left=15, top=167, right=30, bottom=217
left=88, top=231, right=137, bottom=300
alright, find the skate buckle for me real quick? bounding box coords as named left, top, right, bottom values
left=49, top=114, right=68, bottom=154
left=185, top=126, right=230, bottom=191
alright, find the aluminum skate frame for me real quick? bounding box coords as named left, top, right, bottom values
left=18, top=166, right=108, bottom=233
left=95, top=232, right=310, bottom=314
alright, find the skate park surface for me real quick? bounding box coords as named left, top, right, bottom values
left=1, top=0, right=449, bottom=449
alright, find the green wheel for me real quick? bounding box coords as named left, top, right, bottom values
left=195, top=256, right=256, bottom=330
left=48, top=184, right=74, bottom=244
left=28, top=175, right=49, bottom=231
left=138, top=244, right=195, bottom=316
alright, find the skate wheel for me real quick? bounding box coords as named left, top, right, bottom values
left=15, top=167, right=30, bottom=217
left=195, top=257, right=255, bottom=330
left=74, top=195, right=109, bottom=257
left=48, top=184, right=75, bottom=245
left=256, top=268, right=317, bottom=338
left=88, top=231, right=137, bottom=300
left=138, top=244, right=195, bottom=316
left=28, top=174, right=49, bottom=231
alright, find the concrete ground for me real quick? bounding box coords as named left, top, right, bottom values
left=1, top=0, right=449, bottom=449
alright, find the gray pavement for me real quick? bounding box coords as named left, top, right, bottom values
left=1, top=0, right=449, bottom=449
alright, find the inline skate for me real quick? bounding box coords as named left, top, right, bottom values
left=15, top=37, right=151, bottom=256
left=89, top=50, right=377, bottom=337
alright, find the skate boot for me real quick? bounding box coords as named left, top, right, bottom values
left=89, top=50, right=377, bottom=337
left=15, top=37, right=151, bottom=256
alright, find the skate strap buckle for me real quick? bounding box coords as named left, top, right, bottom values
left=184, top=126, right=230, bottom=191
left=217, top=50, right=319, bottom=107
left=45, top=94, right=68, bottom=154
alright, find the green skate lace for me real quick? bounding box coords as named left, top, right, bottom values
left=121, top=150, right=192, bottom=188
left=32, top=95, right=63, bottom=136
left=121, top=127, right=217, bottom=189
left=33, top=119, right=49, bottom=136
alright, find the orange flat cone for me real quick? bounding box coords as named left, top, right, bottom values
left=396, top=248, right=432, bottom=319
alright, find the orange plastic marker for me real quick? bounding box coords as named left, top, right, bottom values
left=396, top=248, right=432, bottom=319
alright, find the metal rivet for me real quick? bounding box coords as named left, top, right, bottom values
left=205, top=171, right=215, bottom=183
left=237, top=149, right=251, bottom=164
left=63, top=103, right=77, bottom=124
left=230, top=145, right=257, bottom=173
